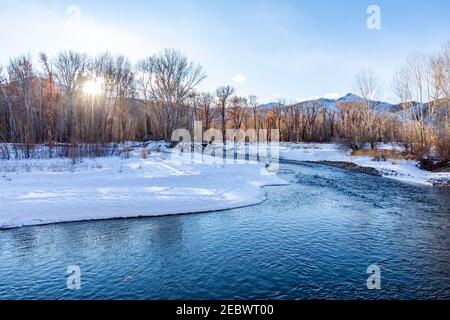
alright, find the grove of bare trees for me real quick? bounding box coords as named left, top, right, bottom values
left=0, top=43, right=449, bottom=160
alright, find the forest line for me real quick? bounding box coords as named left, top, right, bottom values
left=0, top=43, right=449, bottom=160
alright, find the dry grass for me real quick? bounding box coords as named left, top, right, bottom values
left=351, top=149, right=405, bottom=160
left=139, top=148, right=151, bottom=159
left=435, top=129, right=450, bottom=160
left=0, top=160, right=105, bottom=173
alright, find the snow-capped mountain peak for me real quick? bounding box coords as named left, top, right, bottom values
left=337, top=93, right=364, bottom=103
left=258, top=93, right=390, bottom=111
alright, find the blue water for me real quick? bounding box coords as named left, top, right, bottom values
left=0, top=162, right=449, bottom=300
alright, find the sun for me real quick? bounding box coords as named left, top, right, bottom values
left=83, top=78, right=103, bottom=96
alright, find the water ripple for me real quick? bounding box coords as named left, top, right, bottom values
left=0, top=162, right=449, bottom=299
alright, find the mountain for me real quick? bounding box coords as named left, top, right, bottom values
left=337, top=93, right=364, bottom=103
left=257, top=102, right=284, bottom=110
left=390, top=98, right=449, bottom=124
left=258, top=93, right=395, bottom=113
left=257, top=93, right=449, bottom=124
left=326, top=93, right=395, bottom=112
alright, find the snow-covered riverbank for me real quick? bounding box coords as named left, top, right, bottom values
left=0, top=145, right=287, bottom=229
left=279, top=143, right=450, bottom=186
left=1, top=141, right=448, bottom=229
left=206, top=141, right=449, bottom=186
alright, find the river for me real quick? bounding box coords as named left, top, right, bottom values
left=0, top=161, right=448, bottom=299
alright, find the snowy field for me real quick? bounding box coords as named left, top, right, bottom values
left=1, top=141, right=448, bottom=229
left=0, top=143, right=287, bottom=229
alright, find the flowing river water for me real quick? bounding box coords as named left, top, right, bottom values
left=0, top=161, right=449, bottom=299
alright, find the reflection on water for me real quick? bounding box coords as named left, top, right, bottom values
left=0, top=162, right=449, bottom=299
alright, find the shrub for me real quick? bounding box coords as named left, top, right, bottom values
left=435, top=127, right=450, bottom=160
left=351, top=149, right=404, bottom=160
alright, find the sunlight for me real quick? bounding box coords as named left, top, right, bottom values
left=83, top=78, right=103, bottom=96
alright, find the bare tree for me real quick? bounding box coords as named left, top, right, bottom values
left=249, top=95, right=258, bottom=134
left=216, top=85, right=235, bottom=142
left=142, top=49, right=206, bottom=139
left=53, top=51, right=88, bottom=141
left=40, top=53, right=58, bottom=146
left=394, top=54, right=436, bottom=154
left=229, top=96, right=247, bottom=130
left=112, top=55, right=134, bottom=142
left=0, top=66, right=17, bottom=142
left=136, top=58, right=154, bottom=139
left=198, top=92, right=216, bottom=132
left=430, top=42, right=450, bottom=157
left=354, top=69, right=379, bottom=148
left=54, top=51, right=87, bottom=101
left=272, top=99, right=285, bottom=140
left=303, top=100, right=322, bottom=141
left=8, top=55, right=36, bottom=145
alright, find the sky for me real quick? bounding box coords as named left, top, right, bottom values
left=0, top=0, right=449, bottom=103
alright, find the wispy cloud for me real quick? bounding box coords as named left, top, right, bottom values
left=0, top=2, right=165, bottom=64
left=232, top=73, right=246, bottom=84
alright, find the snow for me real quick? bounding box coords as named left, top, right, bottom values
left=337, top=93, right=364, bottom=103
left=197, top=141, right=449, bottom=186
left=279, top=143, right=450, bottom=186
left=280, top=143, right=349, bottom=162
left=0, top=146, right=287, bottom=229
left=183, top=141, right=449, bottom=186
left=1, top=140, right=448, bottom=229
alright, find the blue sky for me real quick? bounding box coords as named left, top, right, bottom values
left=0, top=0, right=449, bottom=103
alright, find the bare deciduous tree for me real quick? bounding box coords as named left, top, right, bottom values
left=216, top=85, right=235, bottom=142
left=198, top=92, right=216, bottom=132
left=354, top=69, right=379, bottom=148
left=140, top=49, right=206, bottom=139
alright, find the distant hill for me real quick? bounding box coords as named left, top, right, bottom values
left=257, top=93, right=448, bottom=123
left=257, top=102, right=285, bottom=110
left=258, top=93, right=396, bottom=113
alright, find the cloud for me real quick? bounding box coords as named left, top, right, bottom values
left=322, top=92, right=341, bottom=99
left=296, top=92, right=341, bottom=102
left=232, top=73, right=246, bottom=84
left=0, top=2, right=162, bottom=64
